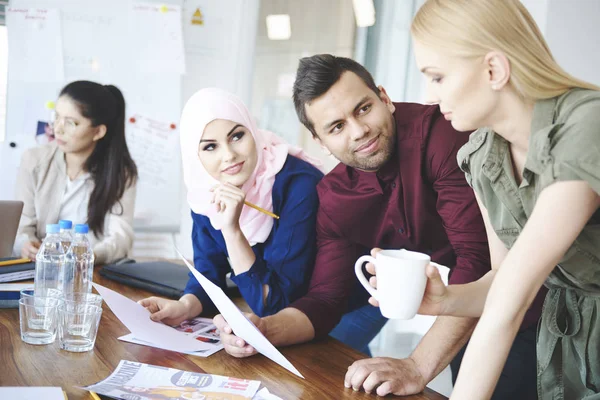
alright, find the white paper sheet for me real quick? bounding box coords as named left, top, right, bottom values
left=128, top=2, right=185, bottom=74
left=252, top=387, right=283, bottom=400
left=119, top=333, right=222, bottom=357
left=92, top=283, right=210, bottom=353
left=6, top=8, right=64, bottom=82
left=0, top=387, right=65, bottom=400
left=175, top=248, right=304, bottom=378
left=0, top=283, right=34, bottom=291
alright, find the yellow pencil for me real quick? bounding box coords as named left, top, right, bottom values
left=63, top=390, right=69, bottom=400
left=89, top=391, right=101, bottom=400
left=244, top=200, right=280, bottom=220
left=0, top=258, right=31, bottom=267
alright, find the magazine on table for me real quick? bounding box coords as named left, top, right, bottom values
left=82, top=360, right=261, bottom=400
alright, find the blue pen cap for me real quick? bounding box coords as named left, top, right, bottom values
left=46, top=224, right=60, bottom=234
left=58, top=220, right=73, bottom=230
left=74, top=224, right=89, bottom=234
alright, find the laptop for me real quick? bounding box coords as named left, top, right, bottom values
left=0, top=201, right=24, bottom=258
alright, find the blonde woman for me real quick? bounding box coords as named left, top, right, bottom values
left=404, top=0, right=600, bottom=399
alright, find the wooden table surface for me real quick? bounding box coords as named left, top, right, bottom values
left=0, top=266, right=447, bottom=400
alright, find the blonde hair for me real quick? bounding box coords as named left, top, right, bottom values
left=411, top=0, right=600, bottom=100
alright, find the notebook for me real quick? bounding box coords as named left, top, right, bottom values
left=0, top=283, right=34, bottom=308
left=0, top=257, right=35, bottom=283
left=99, top=260, right=240, bottom=299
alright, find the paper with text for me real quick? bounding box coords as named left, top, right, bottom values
left=6, top=8, right=64, bottom=82
left=128, top=2, right=185, bottom=74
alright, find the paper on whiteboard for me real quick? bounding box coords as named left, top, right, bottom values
left=126, top=114, right=179, bottom=191
left=6, top=8, right=64, bottom=82
left=125, top=113, right=180, bottom=227
left=128, top=2, right=185, bottom=74
left=175, top=248, right=304, bottom=378
left=92, top=283, right=210, bottom=353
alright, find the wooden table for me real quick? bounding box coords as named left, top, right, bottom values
left=0, top=268, right=447, bottom=400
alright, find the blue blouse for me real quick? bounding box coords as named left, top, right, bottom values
left=184, top=155, right=324, bottom=317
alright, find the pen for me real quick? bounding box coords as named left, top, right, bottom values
left=0, top=258, right=31, bottom=267
left=89, top=391, right=101, bottom=400
left=244, top=200, right=280, bottom=220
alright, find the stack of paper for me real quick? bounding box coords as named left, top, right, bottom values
left=0, top=258, right=35, bottom=283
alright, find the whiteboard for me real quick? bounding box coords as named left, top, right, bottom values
left=3, top=0, right=184, bottom=232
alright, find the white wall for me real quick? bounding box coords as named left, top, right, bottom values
left=544, top=0, right=600, bottom=86
left=401, top=0, right=600, bottom=103
left=250, top=0, right=356, bottom=173
left=520, top=0, right=549, bottom=34
left=364, top=0, right=416, bottom=102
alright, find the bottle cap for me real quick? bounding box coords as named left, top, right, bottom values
left=58, top=220, right=73, bottom=230
left=46, top=224, right=60, bottom=234
left=74, top=224, right=89, bottom=234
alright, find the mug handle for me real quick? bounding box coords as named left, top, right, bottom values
left=355, top=255, right=378, bottom=300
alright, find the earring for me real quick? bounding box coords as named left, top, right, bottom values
left=491, top=85, right=498, bottom=90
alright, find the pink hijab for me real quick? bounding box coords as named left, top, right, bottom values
left=180, top=88, right=323, bottom=245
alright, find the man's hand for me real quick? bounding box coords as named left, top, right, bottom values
left=345, top=357, right=427, bottom=396
left=213, top=313, right=267, bottom=358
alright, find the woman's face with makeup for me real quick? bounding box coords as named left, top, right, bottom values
left=197, top=119, right=258, bottom=187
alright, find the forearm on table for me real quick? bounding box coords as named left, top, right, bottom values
left=410, top=315, right=477, bottom=383
left=263, top=307, right=315, bottom=347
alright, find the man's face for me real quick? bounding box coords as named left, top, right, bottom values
left=305, top=71, right=396, bottom=171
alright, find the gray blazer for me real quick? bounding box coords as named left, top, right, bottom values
left=14, top=143, right=136, bottom=264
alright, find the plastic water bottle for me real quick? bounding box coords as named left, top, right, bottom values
left=63, top=224, right=95, bottom=295
left=58, top=219, right=73, bottom=253
left=34, top=224, right=65, bottom=297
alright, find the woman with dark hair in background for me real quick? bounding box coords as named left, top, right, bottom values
left=14, top=80, right=138, bottom=264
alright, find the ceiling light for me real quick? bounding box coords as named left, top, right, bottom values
left=266, top=14, right=291, bottom=40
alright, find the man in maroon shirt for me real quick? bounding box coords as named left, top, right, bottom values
left=214, top=54, right=541, bottom=398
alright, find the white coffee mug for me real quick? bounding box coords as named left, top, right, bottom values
left=355, top=249, right=430, bottom=319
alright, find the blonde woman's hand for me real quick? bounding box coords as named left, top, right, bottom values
left=367, top=247, right=448, bottom=315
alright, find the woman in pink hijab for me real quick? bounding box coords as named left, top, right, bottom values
left=140, top=88, right=324, bottom=323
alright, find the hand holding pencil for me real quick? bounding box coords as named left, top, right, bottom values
left=210, top=184, right=279, bottom=231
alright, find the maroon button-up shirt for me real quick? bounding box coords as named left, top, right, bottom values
left=291, top=102, right=543, bottom=338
